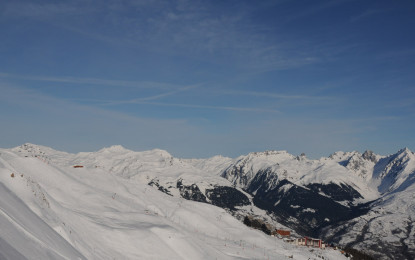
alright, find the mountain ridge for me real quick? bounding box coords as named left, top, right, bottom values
left=2, top=143, right=415, bottom=259
left=2, top=144, right=350, bottom=259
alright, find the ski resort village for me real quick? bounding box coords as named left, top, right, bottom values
left=243, top=215, right=326, bottom=249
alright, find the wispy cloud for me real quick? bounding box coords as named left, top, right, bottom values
left=350, top=116, right=401, bottom=123
left=221, top=90, right=333, bottom=101
left=0, top=72, right=180, bottom=90
left=103, top=85, right=199, bottom=104
left=0, top=0, right=327, bottom=73
left=2, top=2, right=88, bottom=19
left=0, top=82, right=281, bottom=156
left=0, top=72, right=279, bottom=114
left=376, top=48, right=415, bottom=60
left=0, top=82, right=201, bottom=154
left=281, top=0, right=350, bottom=23
left=350, top=9, right=384, bottom=23
left=122, top=101, right=281, bottom=114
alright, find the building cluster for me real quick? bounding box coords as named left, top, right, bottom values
left=243, top=215, right=327, bottom=249
left=283, top=236, right=326, bottom=249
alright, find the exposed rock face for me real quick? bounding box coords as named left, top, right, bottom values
left=362, top=150, right=377, bottom=163
left=148, top=179, right=172, bottom=196
left=306, top=183, right=363, bottom=203
left=149, top=178, right=251, bottom=212
left=176, top=179, right=207, bottom=203
left=249, top=179, right=367, bottom=236
left=205, top=186, right=250, bottom=210
left=243, top=215, right=274, bottom=235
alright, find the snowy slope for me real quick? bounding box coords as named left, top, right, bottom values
left=0, top=182, right=85, bottom=260
left=0, top=144, right=347, bottom=260
left=320, top=149, right=415, bottom=260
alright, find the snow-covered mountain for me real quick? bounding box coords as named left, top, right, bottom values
left=217, top=148, right=415, bottom=259
left=0, top=143, right=347, bottom=260
left=1, top=143, right=414, bottom=259
left=320, top=148, right=415, bottom=260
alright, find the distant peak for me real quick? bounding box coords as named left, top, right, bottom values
left=398, top=147, right=411, bottom=153
left=396, top=147, right=413, bottom=157
left=99, top=145, right=130, bottom=153
left=296, top=153, right=307, bottom=161
left=247, top=150, right=290, bottom=157
left=149, top=148, right=172, bottom=157
left=15, top=143, right=55, bottom=152
left=329, top=151, right=360, bottom=160
left=210, top=155, right=231, bottom=160
left=20, top=143, right=40, bottom=149
left=235, top=150, right=295, bottom=164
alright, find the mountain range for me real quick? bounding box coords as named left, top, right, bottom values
left=1, top=143, right=414, bottom=259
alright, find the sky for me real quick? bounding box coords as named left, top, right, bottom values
left=1, top=0, right=414, bottom=159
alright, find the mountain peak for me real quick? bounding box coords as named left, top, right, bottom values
left=98, top=145, right=130, bottom=153
left=362, top=150, right=378, bottom=163
left=397, top=147, right=413, bottom=156
left=12, top=143, right=64, bottom=156
left=147, top=148, right=173, bottom=158
left=328, top=151, right=360, bottom=161
left=17, top=143, right=47, bottom=151
left=385, top=147, right=414, bottom=163
left=244, top=150, right=293, bottom=159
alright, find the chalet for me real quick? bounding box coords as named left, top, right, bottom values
left=289, top=237, right=325, bottom=248
left=296, top=238, right=306, bottom=246
left=272, top=229, right=291, bottom=236
left=304, top=237, right=324, bottom=248
left=283, top=237, right=297, bottom=244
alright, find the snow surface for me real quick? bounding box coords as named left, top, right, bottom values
left=0, top=144, right=347, bottom=260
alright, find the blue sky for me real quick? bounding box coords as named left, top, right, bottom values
left=1, top=0, right=414, bottom=158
